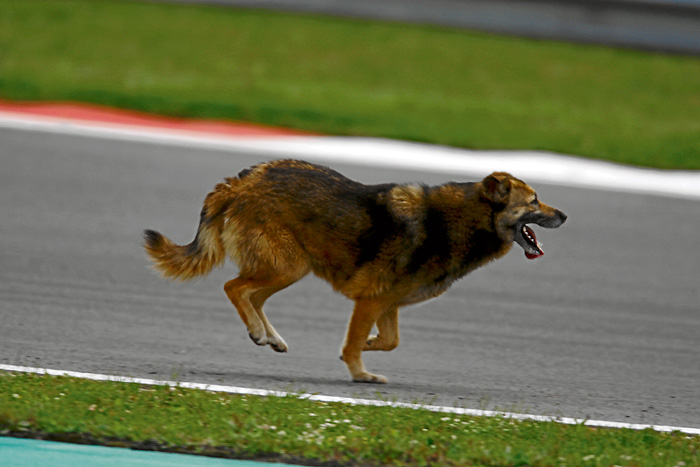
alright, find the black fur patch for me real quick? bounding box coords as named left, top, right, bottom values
left=203, top=202, right=231, bottom=225
left=266, top=166, right=405, bottom=267
left=184, top=209, right=210, bottom=255
left=238, top=168, right=252, bottom=179
left=143, top=229, right=163, bottom=248
left=405, top=205, right=451, bottom=274
left=199, top=207, right=209, bottom=224
left=266, top=165, right=354, bottom=190
left=354, top=185, right=400, bottom=267
left=462, top=229, right=503, bottom=266
left=184, top=236, right=200, bottom=256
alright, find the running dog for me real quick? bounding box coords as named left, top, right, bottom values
left=144, top=159, right=567, bottom=383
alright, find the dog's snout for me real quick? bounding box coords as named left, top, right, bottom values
left=557, top=210, right=567, bottom=224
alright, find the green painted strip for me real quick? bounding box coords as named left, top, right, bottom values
left=1, top=437, right=299, bottom=467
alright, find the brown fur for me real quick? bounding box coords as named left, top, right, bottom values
left=144, top=159, right=566, bottom=383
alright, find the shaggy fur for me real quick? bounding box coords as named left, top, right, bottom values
left=144, top=159, right=566, bottom=383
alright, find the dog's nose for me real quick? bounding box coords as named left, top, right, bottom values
left=557, top=210, right=568, bottom=224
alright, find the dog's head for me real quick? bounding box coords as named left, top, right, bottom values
left=480, top=172, right=567, bottom=259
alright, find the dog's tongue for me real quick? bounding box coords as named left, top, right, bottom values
left=523, top=226, right=544, bottom=260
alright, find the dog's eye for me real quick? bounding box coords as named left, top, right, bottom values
left=530, top=196, right=539, bottom=205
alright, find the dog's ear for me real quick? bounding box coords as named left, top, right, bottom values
left=481, top=172, right=512, bottom=204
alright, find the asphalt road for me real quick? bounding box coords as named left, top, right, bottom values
left=159, top=0, right=700, bottom=54
left=1, top=127, right=699, bottom=428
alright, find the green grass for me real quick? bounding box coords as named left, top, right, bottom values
left=1, top=0, right=699, bottom=169
left=1, top=372, right=699, bottom=467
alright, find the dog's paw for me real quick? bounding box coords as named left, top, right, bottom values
left=352, top=372, right=388, bottom=384
left=363, top=335, right=398, bottom=352
left=268, top=336, right=289, bottom=353
left=248, top=332, right=268, bottom=346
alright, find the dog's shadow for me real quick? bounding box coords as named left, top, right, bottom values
left=190, top=369, right=474, bottom=407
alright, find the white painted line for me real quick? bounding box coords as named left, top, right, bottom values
left=2, top=364, right=699, bottom=436
left=1, top=111, right=699, bottom=201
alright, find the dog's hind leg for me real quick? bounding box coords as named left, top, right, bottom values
left=340, top=298, right=392, bottom=383
left=363, top=306, right=399, bottom=352
left=224, top=277, right=270, bottom=346
left=225, top=264, right=308, bottom=351
left=249, top=283, right=297, bottom=353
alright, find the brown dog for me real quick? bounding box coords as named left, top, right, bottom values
left=144, top=159, right=566, bottom=383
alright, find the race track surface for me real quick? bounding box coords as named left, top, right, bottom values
left=1, top=127, right=698, bottom=428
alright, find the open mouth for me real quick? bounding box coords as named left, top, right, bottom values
left=511, top=208, right=566, bottom=260
left=515, top=224, right=544, bottom=260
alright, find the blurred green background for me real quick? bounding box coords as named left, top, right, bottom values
left=1, top=0, right=699, bottom=169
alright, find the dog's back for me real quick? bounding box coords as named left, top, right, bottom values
left=144, top=159, right=392, bottom=286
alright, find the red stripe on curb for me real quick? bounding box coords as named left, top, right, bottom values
left=0, top=100, right=315, bottom=137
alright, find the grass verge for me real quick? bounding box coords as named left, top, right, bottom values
left=1, top=372, right=698, bottom=466
left=1, top=0, right=699, bottom=169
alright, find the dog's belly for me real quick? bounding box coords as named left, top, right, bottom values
left=398, top=280, right=452, bottom=306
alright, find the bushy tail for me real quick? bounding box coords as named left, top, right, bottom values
left=143, top=178, right=238, bottom=281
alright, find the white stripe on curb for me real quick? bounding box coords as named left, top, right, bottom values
left=1, top=111, right=699, bottom=201
left=2, top=364, right=698, bottom=436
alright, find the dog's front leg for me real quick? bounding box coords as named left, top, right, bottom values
left=364, top=306, right=399, bottom=352
left=340, top=298, right=390, bottom=383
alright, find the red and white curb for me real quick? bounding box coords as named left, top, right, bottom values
left=2, top=364, right=698, bottom=436
left=1, top=100, right=699, bottom=201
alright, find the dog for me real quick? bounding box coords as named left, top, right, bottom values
left=144, top=159, right=566, bottom=383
